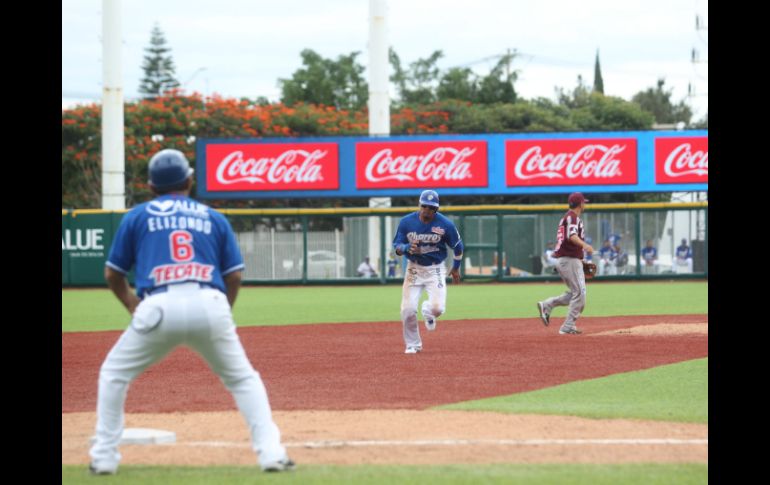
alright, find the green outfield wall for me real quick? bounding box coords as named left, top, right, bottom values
left=62, top=202, right=707, bottom=286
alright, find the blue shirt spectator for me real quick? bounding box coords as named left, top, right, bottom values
left=676, top=239, right=692, bottom=260
left=387, top=253, right=398, bottom=277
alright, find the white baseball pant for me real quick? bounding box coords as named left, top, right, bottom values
left=400, top=261, right=447, bottom=349
left=89, top=282, right=287, bottom=472
left=542, top=257, right=587, bottom=330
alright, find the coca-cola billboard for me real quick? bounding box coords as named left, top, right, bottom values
left=505, top=138, right=638, bottom=186
left=356, top=141, right=488, bottom=189
left=655, top=137, right=708, bottom=184
left=205, top=143, right=339, bottom=191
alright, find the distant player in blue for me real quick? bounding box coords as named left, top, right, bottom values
left=597, top=239, right=618, bottom=275
left=675, top=238, right=693, bottom=273
left=392, top=190, right=463, bottom=354
left=89, top=149, right=294, bottom=475
left=386, top=252, right=398, bottom=278
left=641, top=239, right=659, bottom=274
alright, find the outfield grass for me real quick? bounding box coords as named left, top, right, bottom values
left=438, top=358, right=708, bottom=423
left=62, top=463, right=708, bottom=485
left=62, top=281, right=707, bottom=332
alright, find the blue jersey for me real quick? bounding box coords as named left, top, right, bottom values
left=598, top=245, right=617, bottom=261
left=641, top=246, right=658, bottom=262
left=392, top=212, right=463, bottom=266
left=106, top=194, right=244, bottom=298
left=676, top=245, right=692, bottom=259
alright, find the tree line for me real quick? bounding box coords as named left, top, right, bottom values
left=139, top=24, right=702, bottom=126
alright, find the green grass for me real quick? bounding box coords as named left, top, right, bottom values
left=62, top=463, right=707, bottom=485
left=439, top=358, right=708, bottom=423
left=62, top=281, right=707, bottom=332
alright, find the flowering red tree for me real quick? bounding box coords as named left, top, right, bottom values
left=63, top=92, right=453, bottom=208
left=62, top=92, right=651, bottom=208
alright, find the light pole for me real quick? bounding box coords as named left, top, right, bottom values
left=183, top=67, right=208, bottom=92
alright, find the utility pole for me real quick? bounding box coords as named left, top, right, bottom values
left=368, top=0, right=391, bottom=279
left=101, top=0, right=125, bottom=210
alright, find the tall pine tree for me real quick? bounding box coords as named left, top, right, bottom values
left=593, top=49, right=604, bottom=94
left=138, top=24, right=180, bottom=98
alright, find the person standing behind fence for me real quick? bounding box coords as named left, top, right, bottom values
left=89, top=149, right=294, bottom=475
left=387, top=252, right=398, bottom=278
left=536, top=192, right=595, bottom=335
left=542, top=241, right=558, bottom=274
left=641, top=239, right=659, bottom=274
left=613, top=243, right=629, bottom=275
left=357, top=257, right=378, bottom=278
left=597, top=239, right=617, bottom=275
left=392, top=190, right=463, bottom=354
left=674, top=238, right=694, bottom=273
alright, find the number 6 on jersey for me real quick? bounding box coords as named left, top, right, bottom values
left=170, top=230, right=194, bottom=262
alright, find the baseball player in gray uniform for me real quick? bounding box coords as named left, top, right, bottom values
left=89, top=149, right=294, bottom=475
left=537, top=192, right=595, bottom=334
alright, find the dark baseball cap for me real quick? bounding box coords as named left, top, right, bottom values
left=568, top=192, right=589, bottom=206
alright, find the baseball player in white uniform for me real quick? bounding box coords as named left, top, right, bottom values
left=392, top=190, right=463, bottom=354
left=89, top=149, right=294, bottom=475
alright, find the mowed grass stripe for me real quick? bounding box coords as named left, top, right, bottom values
left=438, top=358, right=708, bottom=423
left=62, top=281, right=707, bottom=332
left=62, top=463, right=708, bottom=485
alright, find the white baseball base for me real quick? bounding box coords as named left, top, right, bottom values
left=90, top=428, right=176, bottom=446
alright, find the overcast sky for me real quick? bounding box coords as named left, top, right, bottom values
left=62, top=0, right=708, bottom=120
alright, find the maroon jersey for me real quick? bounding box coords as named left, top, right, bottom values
left=553, top=210, right=585, bottom=259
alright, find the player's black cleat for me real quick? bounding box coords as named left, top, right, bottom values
left=262, top=458, right=296, bottom=472
left=89, top=463, right=116, bottom=475
left=537, top=302, right=550, bottom=327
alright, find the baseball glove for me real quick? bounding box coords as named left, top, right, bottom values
left=582, top=261, right=597, bottom=279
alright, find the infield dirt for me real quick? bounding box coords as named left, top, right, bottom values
left=62, top=314, right=708, bottom=466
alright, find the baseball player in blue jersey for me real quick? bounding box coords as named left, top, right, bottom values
left=89, top=149, right=294, bottom=475
left=392, top=190, right=463, bottom=354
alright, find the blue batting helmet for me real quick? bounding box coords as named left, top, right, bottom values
left=148, top=149, right=194, bottom=189
left=419, top=190, right=440, bottom=208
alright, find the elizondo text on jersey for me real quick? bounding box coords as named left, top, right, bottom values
left=147, top=216, right=213, bottom=234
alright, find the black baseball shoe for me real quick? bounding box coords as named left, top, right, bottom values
left=89, top=463, right=116, bottom=475
left=537, top=302, right=550, bottom=327
left=262, top=458, right=296, bottom=472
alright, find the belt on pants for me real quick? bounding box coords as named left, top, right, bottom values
left=145, top=282, right=218, bottom=297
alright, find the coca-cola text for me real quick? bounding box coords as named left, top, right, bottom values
left=506, top=139, right=638, bottom=186
left=357, top=141, right=488, bottom=188
left=206, top=143, right=339, bottom=191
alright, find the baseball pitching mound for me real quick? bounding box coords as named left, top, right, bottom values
left=591, top=323, right=708, bottom=337
left=62, top=410, right=707, bottom=466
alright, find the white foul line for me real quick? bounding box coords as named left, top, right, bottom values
left=175, top=438, right=707, bottom=449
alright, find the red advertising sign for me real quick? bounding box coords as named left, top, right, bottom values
left=206, top=143, right=339, bottom=191
left=356, top=141, right=488, bottom=189
left=505, top=138, right=638, bottom=186
left=655, top=137, right=708, bottom=184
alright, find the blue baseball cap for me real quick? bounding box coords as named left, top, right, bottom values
left=419, top=190, right=440, bottom=208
